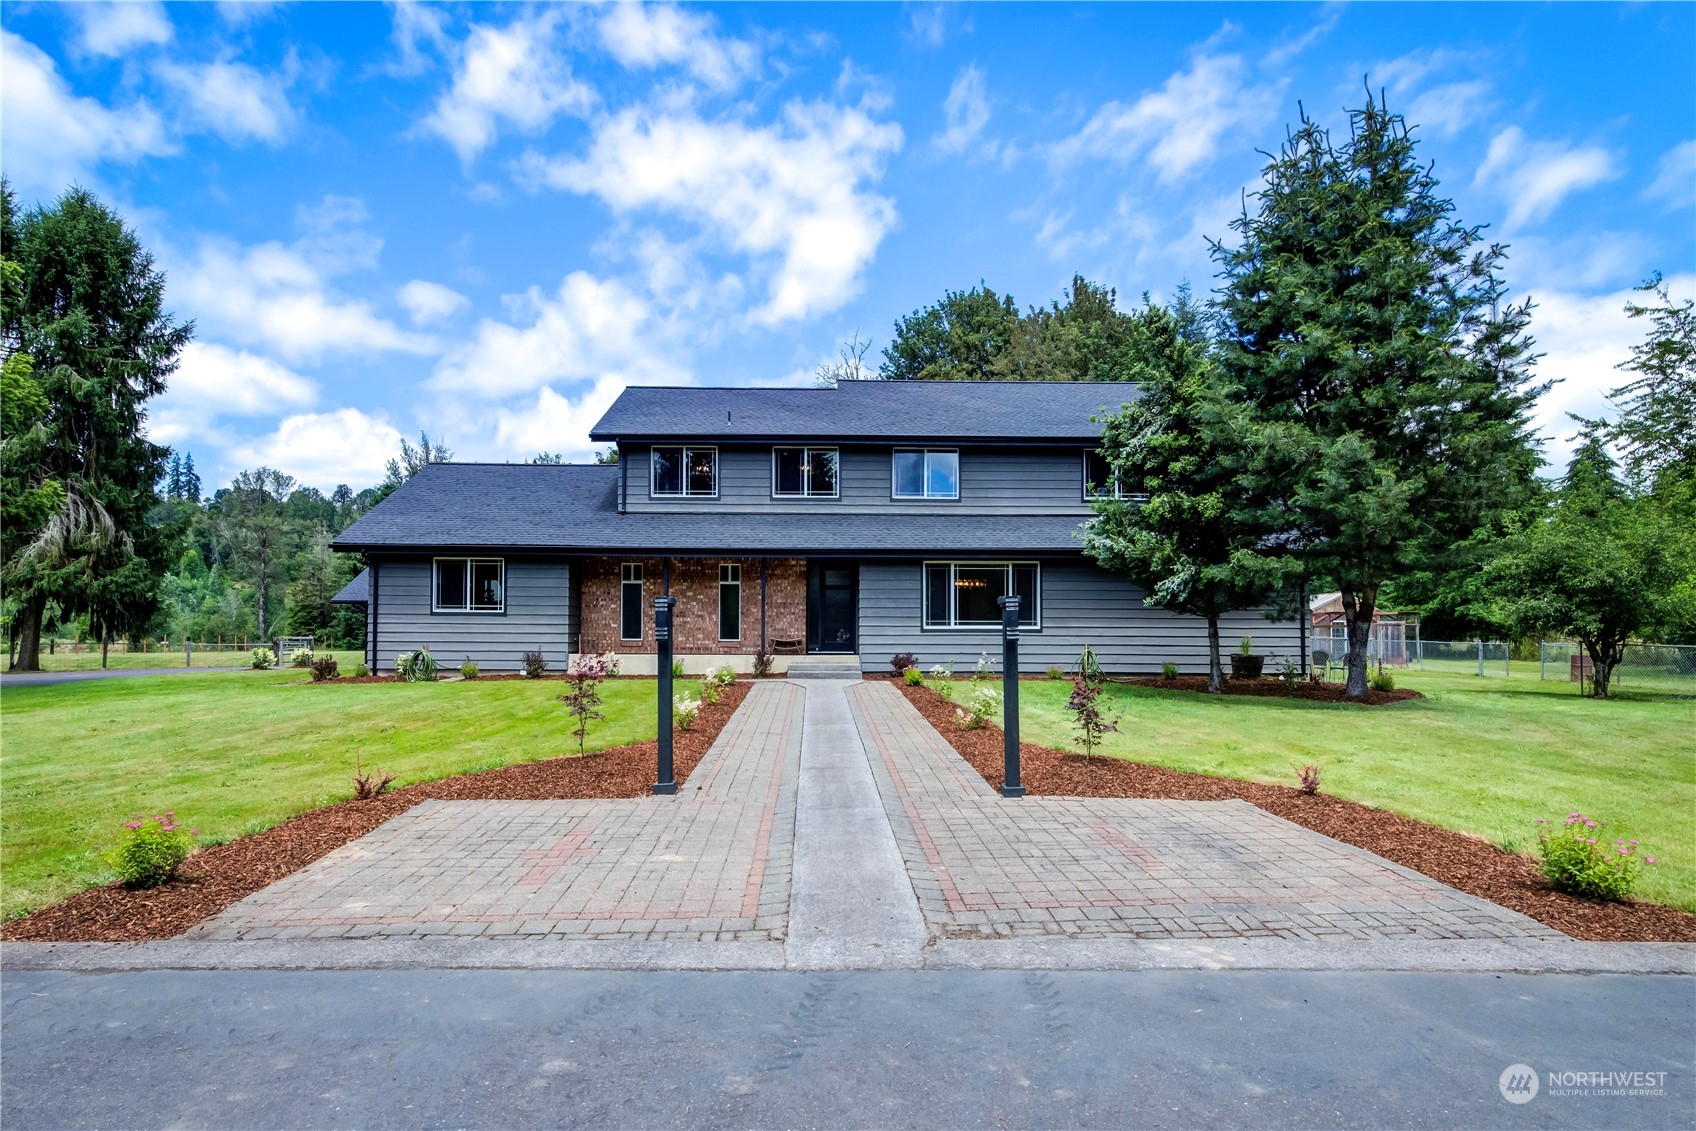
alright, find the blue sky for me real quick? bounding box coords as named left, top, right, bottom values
left=3, top=2, right=1692, bottom=491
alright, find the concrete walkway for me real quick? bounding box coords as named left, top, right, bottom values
left=15, top=674, right=1688, bottom=976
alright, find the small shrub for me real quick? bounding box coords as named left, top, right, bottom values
left=1045, top=665, right=1066, bottom=681
left=460, top=659, right=479, bottom=680
left=291, top=649, right=315, bottom=668
left=928, top=663, right=955, bottom=700
left=1279, top=657, right=1302, bottom=685
left=973, top=651, right=995, bottom=681
left=890, top=652, right=919, bottom=675
left=903, top=666, right=925, bottom=687
left=352, top=754, right=397, bottom=800
left=700, top=678, right=720, bottom=706
left=752, top=648, right=774, bottom=678
left=707, top=664, right=737, bottom=688
left=671, top=658, right=685, bottom=679
left=1067, top=676, right=1120, bottom=757
left=396, top=649, right=438, bottom=683
left=310, top=656, right=340, bottom=682
left=1294, top=763, right=1321, bottom=795
left=1537, top=813, right=1657, bottom=901
left=250, top=647, right=275, bottom=669
left=1368, top=663, right=1395, bottom=692
left=1161, top=662, right=1179, bottom=680
left=106, top=813, right=197, bottom=888
left=558, top=652, right=614, bottom=756
left=351, top=662, right=370, bottom=678
left=521, top=650, right=548, bottom=679
left=673, top=692, right=701, bottom=731
left=954, top=685, right=1000, bottom=731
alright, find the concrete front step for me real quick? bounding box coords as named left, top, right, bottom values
left=785, top=666, right=863, bottom=680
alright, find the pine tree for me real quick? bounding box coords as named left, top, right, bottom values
left=179, top=452, right=201, bottom=503
left=1212, top=91, right=1545, bottom=696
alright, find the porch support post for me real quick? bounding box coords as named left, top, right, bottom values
left=997, top=595, right=1024, bottom=799
left=653, top=595, right=678, bottom=796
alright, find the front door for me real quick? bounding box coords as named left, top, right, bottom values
left=808, top=564, right=857, bottom=653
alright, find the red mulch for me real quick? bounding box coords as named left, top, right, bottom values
left=893, top=679, right=1696, bottom=942
left=1116, top=673, right=1423, bottom=705
left=2, top=681, right=751, bottom=943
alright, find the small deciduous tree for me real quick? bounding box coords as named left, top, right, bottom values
left=558, top=652, right=614, bottom=755
left=1066, top=676, right=1119, bottom=757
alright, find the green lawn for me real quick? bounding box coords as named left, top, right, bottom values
left=0, top=669, right=657, bottom=919
left=12, top=648, right=365, bottom=672
left=1007, top=668, right=1696, bottom=910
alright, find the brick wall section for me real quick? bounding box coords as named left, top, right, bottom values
left=578, top=556, right=806, bottom=655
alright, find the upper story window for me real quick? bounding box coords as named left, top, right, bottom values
left=434, top=557, right=504, bottom=613
left=773, top=447, right=839, bottom=498
left=893, top=449, right=959, bottom=499
left=1084, top=450, right=1148, bottom=503
left=651, top=446, right=717, bottom=497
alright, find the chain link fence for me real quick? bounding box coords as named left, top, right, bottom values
left=1536, top=642, right=1696, bottom=697
left=1314, top=628, right=1694, bottom=696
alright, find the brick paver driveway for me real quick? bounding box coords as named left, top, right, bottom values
left=189, top=676, right=1555, bottom=949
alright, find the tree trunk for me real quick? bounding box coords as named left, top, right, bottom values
left=256, top=553, right=269, bottom=643
left=1205, top=613, right=1224, bottom=693
left=9, top=595, right=45, bottom=672
left=101, top=638, right=109, bottom=669
left=1587, top=636, right=1628, bottom=699
left=1340, top=584, right=1377, bottom=698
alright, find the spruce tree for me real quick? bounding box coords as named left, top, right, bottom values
left=1212, top=92, right=1545, bottom=696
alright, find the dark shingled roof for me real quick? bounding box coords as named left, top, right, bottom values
left=331, top=568, right=370, bottom=604
left=331, top=463, right=1089, bottom=555
left=587, top=380, right=1136, bottom=442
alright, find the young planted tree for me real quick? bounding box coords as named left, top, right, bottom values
left=1485, top=438, right=1687, bottom=697
left=1212, top=92, right=1545, bottom=697
left=1082, top=300, right=1290, bottom=691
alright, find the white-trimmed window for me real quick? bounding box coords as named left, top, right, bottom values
left=651, top=446, right=718, bottom=497
left=772, top=447, right=840, bottom=498
left=434, top=557, right=504, bottom=613
left=892, top=449, right=959, bottom=499
left=718, top=563, right=741, bottom=641
left=1084, top=450, right=1148, bottom=503
left=922, top=562, right=1039, bottom=629
left=620, top=563, right=643, bottom=641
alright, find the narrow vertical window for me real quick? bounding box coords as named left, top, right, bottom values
left=718, top=563, right=741, bottom=641
left=620, top=563, right=643, bottom=641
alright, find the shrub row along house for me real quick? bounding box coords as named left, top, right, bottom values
left=330, top=381, right=1306, bottom=674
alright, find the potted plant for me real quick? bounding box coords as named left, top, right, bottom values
left=1230, top=635, right=1264, bottom=680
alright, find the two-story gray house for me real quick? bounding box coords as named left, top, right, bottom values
left=330, top=381, right=1306, bottom=674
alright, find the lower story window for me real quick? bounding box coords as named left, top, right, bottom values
left=922, top=562, right=1038, bottom=628
left=620, top=563, right=643, bottom=640
left=719, top=563, right=741, bottom=641
left=434, top=558, right=504, bottom=612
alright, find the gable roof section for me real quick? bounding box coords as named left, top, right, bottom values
left=331, top=568, right=370, bottom=604
left=588, top=380, right=1137, bottom=443
left=331, top=462, right=1088, bottom=555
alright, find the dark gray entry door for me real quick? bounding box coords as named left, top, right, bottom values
left=808, top=564, right=857, bottom=653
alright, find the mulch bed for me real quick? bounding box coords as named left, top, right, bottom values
left=894, top=679, right=1696, bottom=943
left=1, top=682, right=751, bottom=943
left=1115, top=673, right=1423, bottom=705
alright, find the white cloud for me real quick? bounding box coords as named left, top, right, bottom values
left=1474, top=127, right=1621, bottom=231
left=0, top=30, right=173, bottom=197
left=1262, top=4, right=1343, bottom=68
left=491, top=380, right=629, bottom=460
left=1368, top=48, right=1492, bottom=139
left=598, top=4, right=756, bottom=91
left=170, top=198, right=434, bottom=363
left=430, top=270, right=683, bottom=397
left=932, top=64, right=991, bottom=156
left=149, top=342, right=317, bottom=445
left=524, top=100, right=902, bottom=323
left=1050, top=53, right=1281, bottom=182
left=1644, top=140, right=1695, bottom=209
left=419, top=12, right=595, bottom=163
left=73, top=2, right=173, bottom=58
left=906, top=4, right=968, bottom=48
left=230, top=408, right=405, bottom=492
left=1404, top=80, right=1492, bottom=139
left=156, top=57, right=296, bottom=144
left=398, top=280, right=471, bottom=326
left=381, top=0, right=452, bottom=76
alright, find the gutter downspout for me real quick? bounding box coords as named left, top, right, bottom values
left=618, top=445, right=627, bottom=515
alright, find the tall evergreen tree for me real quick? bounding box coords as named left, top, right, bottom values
left=179, top=451, right=201, bottom=503
left=4, top=186, right=191, bottom=670
left=879, top=284, right=1019, bottom=380
left=1212, top=92, right=1545, bottom=696
left=1607, top=273, right=1695, bottom=491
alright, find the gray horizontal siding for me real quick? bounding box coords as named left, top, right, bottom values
left=857, top=559, right=1305, bottom=674
left=372, top=557, right=573, bottom=673
left=623, top=443, right=1093, bottom=516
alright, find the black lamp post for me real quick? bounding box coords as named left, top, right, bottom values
left=653, top=595, right=678, bottom=796
left=997, top=595, right=1024, bottom=798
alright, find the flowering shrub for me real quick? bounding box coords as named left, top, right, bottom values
left=674, top=692, right=701, bottom=731
left=250, top=647, right=275, bottom=669
left=706, top=664, right=737, bottom=688
left=310, top=656, right=340, bottom=682
left=890, top=652, right=919, bottom=675
left=903, top=666, right=925, bottom=687
left=1537, top=813, right=1657, bottom=901
left=928, top=663, right=955, bottom=700
left=955, top=685, right=1000, bottom=731
left=973, top=652, right=996, bottom=681
left=1067, top=676, right=1119, bottom=756
left=106, top=813, right=198, bottom=888
left=291, top=649, right=315, bottom=668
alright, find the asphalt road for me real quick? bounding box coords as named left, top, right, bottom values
left=0, top=665, right=248, bottom=687
left=3, top=968, right=1689, bottom=1129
